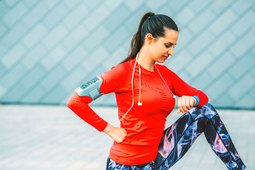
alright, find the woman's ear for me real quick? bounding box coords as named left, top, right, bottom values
left=144, top=33, right=155, bottom=44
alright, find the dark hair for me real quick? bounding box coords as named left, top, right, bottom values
left=121, top=12, right=178, bottom=63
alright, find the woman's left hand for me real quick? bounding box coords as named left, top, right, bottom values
left=177, top=95, right=196, bottom=113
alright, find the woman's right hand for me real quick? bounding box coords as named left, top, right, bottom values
left=103, top=124, right=127, bottom=143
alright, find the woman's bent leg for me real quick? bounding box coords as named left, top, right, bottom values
left=202, top=104, right=246, bottom=169
left=155, top=103, right=246, bottom=170
left=155, top=107, right=206, bottom=169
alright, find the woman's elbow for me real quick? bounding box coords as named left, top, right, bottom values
left=66, top=92, right=92, bottom=109
left=205, top=95, right=209, bottom=104
left=201, top=93, right=209, bottom=106
left=66, top=93, right=76, bottom=110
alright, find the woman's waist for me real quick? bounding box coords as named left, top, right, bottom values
left=108, top=123, right=165, bottom=165
left=109, top=142, right=159, bottom=165
left=123, top=134, right=161, bottom=145
left=122, top=122, right=165, bottom=143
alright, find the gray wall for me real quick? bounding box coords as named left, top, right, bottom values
left=0, top=0, right=255, bottom=109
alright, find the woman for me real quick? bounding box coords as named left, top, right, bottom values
left=67, top=12, right=246, bottom=170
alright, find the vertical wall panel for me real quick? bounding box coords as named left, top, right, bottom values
left=0, top=0, right=254, bottom=109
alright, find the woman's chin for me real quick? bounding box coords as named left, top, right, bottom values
left=158, top=58, right=167, bottom=63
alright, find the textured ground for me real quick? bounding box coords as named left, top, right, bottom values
left=0, top=105, right=254, bottom=170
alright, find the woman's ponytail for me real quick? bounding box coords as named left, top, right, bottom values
left=121, top=12, right=154, bottom=63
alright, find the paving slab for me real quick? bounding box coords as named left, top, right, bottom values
left=0, top=105, right=254, bottom=170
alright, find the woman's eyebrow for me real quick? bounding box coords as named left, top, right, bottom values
left=165, top=42, right=177, bottom=45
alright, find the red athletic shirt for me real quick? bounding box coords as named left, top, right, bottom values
left=67, top=58, right=208, bottom=165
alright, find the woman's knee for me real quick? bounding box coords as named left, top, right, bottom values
left=200, top=103, right=218, bottom=119
left=204, top=103, right=217, bottom=111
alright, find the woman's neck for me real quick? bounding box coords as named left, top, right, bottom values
left=137, top=48, right=155, bottom=72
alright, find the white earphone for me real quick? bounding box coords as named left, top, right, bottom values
left=119, top=54, right=175, bottom=122
left=119, top=56, right=138, bottom=122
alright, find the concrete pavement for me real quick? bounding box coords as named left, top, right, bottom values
left=0, top=105, right=254, bottom=170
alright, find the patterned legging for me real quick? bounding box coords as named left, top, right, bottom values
left=106, top=103, right=246, bottom=170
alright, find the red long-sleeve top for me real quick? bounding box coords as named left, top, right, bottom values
left=67, top=58, right=208, bottom=165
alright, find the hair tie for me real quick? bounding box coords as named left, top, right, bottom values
left=148, top=13, right=155, bottom=20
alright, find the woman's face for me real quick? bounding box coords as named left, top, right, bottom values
left=148, top=28, right=179, bottom=63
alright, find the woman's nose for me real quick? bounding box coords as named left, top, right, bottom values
left=168, top=48, right=174, bottom=56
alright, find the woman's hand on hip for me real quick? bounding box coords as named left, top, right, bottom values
left=103, top=124, right=127, bottom=143
left=177, top=95, right=196, bottom=113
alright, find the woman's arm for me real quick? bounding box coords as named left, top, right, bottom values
left=66, top=76, right=108, bottom=131
left=164, top=67, right=208, bottom=113
left=66, top=64, right=128, bottom=141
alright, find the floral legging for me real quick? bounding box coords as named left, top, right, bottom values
left=106, top=103, right=246, bottom=170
